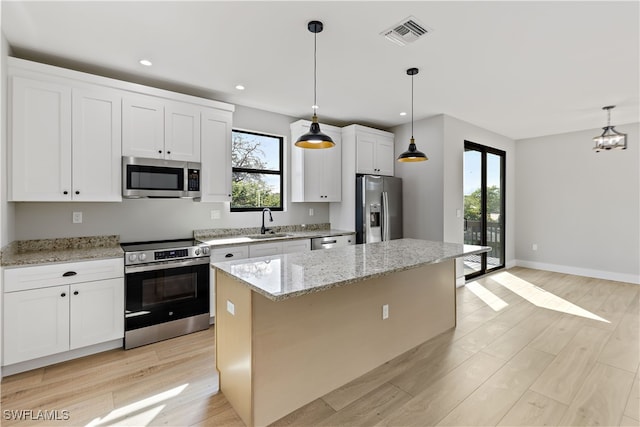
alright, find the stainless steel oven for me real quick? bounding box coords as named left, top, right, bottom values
left=122, top=239, right=210, bottom=349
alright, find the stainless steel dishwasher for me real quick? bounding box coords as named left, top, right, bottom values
left=311, top=234, right=355, bottom=250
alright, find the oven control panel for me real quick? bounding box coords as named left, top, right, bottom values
left=125, top=245, right=210, bottom=265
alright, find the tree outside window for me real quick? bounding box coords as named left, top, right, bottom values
left=231, top=130, right=283, bottom=211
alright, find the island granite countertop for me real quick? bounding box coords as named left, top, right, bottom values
left=212, top=238, right=490, bottom=301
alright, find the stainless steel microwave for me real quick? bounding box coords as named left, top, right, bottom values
left=122, top=156, right=201, bottom=199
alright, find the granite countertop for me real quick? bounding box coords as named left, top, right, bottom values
left=213, top=238, right=491, bottom=301
left=195, top=224, right=355, bottom=248
left=1, top=236, right=123, bottom=267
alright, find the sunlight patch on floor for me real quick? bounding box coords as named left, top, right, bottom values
left=492, top=272, right=610, bottom=323
left=85, top=383, right=188, bottom=427
left=466, top=281, right=509, bottom=311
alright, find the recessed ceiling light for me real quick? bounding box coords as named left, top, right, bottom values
left=139, top=59, right=152, bottom=67
left=400, top=112, right=407, bottom=116
left=235, top=84, right=245, bottom=90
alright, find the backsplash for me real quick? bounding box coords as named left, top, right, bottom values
left=193, top=223, right=331, bottom=240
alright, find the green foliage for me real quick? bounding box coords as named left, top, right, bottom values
left=464, top=185, right=501, bottom=221
left=232, top=180, right=280, bottom=209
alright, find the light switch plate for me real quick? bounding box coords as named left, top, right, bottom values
left=72, top=212, right=83, bottom=224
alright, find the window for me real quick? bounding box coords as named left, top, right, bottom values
left=231, top=129, right=283, bottom=212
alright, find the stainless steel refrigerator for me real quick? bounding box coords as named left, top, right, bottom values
left=356, top=175, right=403, bottom=244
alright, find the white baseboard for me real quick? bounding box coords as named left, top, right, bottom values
left=2, top=339, right=123, bottom=378
left=515, top=260, right=640, bottom=285
left=456, top=276, right=466, bottom=288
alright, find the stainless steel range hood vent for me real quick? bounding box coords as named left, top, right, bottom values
left=381, top=16, right=432, bottom=46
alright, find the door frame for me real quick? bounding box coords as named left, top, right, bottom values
left=464, top=140, right=506, bottom=280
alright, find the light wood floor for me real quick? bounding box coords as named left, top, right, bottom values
left=1, top=267, right=638, bottom=426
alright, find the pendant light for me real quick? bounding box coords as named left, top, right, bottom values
left=295, top=20, right=335, bottom=149
left=593, top=105, right=627, bottom=152
left=397, top=67, right=428, bottom=162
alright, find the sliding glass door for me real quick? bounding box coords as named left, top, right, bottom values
left=463, top=141, right=506, bottom=280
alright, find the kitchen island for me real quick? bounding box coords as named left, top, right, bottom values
left=212, top=238, right=490, bottom=427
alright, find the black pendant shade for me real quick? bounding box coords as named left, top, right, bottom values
left=397, top=67, right=428, bottom=162
left=295, top=20, right=335, bottom=149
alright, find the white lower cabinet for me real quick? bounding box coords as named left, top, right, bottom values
left=2, top=259, right=124, bottom=366
left=281, top=239, right=311, bottom=253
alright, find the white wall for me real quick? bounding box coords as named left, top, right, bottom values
left=1, top=32, right=13, bottom=247
left=10, top=104, right=330, bottom=243
left=515, top=123, right=640, bottom=284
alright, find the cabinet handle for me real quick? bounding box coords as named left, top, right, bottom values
left=158, top=150, right=162, bottom=154
left=73, top=291, right=79, bottom=295
left=75, top=191, right=80, bottom=195
left=63, top=271, right=77, bottom=277
left=167, top=151, right=171, bottom=155
left=225, top=253, right=234, bottom=258
left=61, top=292, right=66, bottom=298
left=63, top=191, right=68, bottom=195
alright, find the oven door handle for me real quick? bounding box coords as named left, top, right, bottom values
left=125, top=257, right=210, bottom=274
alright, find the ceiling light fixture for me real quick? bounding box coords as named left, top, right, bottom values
left=397, top=68, right=428, bottom=162
left=235, top=84, right=245, bottom=91
left=593, top=105, right=627, bottom=152
left=295, top=20, right=335, bottom=149
left=139, top=59, right=152, bottom=67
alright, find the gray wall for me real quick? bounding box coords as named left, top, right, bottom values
left=11, top=104, right=330, bottom=243
left=393, top=114, right=517, bottom=282
left=515, top=123, right=640, bottom=283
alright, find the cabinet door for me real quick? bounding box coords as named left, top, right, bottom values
left=165, top=101, right=201, bottom=162
left=10, top=76, right=72, bottom=201
left=201, top=109, right=233, bottom=202
left=356, top=134, right=376, bottom=175
left=323, top=128, right=343, bottom=201
left=375, top=135, right=395, bottom=176
left=69, top=278, right=124, bottom=350
left=3, top=285, right=70, bottom=365
left=72, top=88, right=122, bottom=201
left=281, top=239, right=311, bottom=253
left=249, top=242, right=283, bottom=258
left=122, top=95, right=165, bottom=159
left=291, top=120, right=342, bottom=202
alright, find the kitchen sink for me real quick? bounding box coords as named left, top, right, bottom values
left=246, top=233, right=293, bottom=240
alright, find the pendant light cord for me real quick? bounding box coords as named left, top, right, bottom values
left=411, top=72, right=414, bottom=139
left=313, top=30, right=317, bottom=114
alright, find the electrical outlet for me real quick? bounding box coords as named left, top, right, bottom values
left=211, top=210, right=221, bottom=220
left=382, top=304, right=389, bottom=320
left=226, top=300, right=235, bottom=316
left=532, top=243, right=538, bottom=251
left=456, top=209, right=461, bottom=218
left=309, top=208, right=314, bottom=216
left=72, top=212, right=83, bottom=224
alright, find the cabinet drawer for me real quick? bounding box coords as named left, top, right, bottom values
left=210, top=245, right=249, bottom=262
left=4, top=258, right=124, bottom=293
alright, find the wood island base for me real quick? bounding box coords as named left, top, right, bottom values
left=215, top=259, right=456, bottom=427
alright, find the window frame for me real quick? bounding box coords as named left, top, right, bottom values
left=230, top=128, right=284, bottom=212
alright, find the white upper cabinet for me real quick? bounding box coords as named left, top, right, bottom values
left=122, top=94, right=164, bottom=159
left=8, top=58, right=235, bottom=203
left=122, top=95, right=201, bottom=162
left=9, top=74, right=122, bottom=202
left=201, top=109, right=233, bottom=202
left=290, top=120, right=342, bottom=202
left=72, top=87, right=122, bottom=201
left=165, top=101, right=201, bottom=162
left=348, top=125, right=395, bottom=176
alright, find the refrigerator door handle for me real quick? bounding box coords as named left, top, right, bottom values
left=382, top=191, right=390, bottom=241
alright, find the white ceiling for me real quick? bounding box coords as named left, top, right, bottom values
left=2, top=1, right=638, bottom=140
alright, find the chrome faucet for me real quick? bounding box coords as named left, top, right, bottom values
left=261, top=208, right=273, bottom=234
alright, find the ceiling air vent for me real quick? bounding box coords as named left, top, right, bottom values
left=381, top=16, right=432, bottom=46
